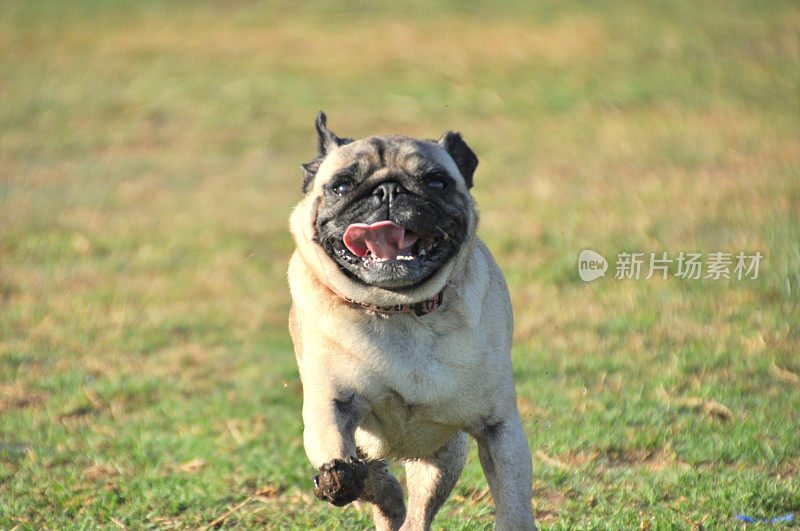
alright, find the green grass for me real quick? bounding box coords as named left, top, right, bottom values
left=1, top=0, right=798, bottom=528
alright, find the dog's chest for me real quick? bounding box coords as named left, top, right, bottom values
left=359, top=316, right=460, bottom=397
left=349, top=311, right=488, bottom=417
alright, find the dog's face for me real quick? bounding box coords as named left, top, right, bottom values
left=301, top=113, right=478, bottom=290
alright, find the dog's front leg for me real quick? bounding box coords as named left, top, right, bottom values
left=302, top=383, right=369, bottom=506
left=473, top=412, right=537, bottom=530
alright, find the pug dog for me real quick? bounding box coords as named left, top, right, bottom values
left=288, top=112, right=536, bottom=531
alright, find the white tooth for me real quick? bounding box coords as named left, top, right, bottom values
left=419, top=249, right=426, bottom=256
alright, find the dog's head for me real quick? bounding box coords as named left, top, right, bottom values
left=291, top=112, right=478, bottom=304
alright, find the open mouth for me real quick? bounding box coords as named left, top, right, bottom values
left=321, top=218, right=459, bottom=289
left=336, top=221, right=443, bottom=268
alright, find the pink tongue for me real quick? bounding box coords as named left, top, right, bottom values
left=343, top=221, right=419, bottom=260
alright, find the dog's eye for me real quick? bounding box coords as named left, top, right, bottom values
left=333, top=183, right=353, bottom=196
left=427, top=179, right=446, bottom=191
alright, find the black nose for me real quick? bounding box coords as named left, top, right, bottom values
left=372, top=182, right=405, bottom=203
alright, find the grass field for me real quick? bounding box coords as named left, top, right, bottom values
left=1, top=1, right=799, bottom=528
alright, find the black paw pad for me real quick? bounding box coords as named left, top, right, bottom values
left=313, top=456, right=368, bottom=506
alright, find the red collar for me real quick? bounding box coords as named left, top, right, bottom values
left=331, top=284, right=450, bottom=316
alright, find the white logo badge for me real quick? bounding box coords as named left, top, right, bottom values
left=578, top=249, right=608, bottom=281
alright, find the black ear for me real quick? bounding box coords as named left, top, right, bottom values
left=300, top=156, right=323, bottom=194
left=300, top=111, right=353, bottom=194
left=314, top=111, right=353, bottom=155
left=438, top=131, right=478, bottom=188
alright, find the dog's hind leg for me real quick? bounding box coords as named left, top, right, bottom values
left=400, top=431, right=468, bottom=531
left=358, top=458, right=406, bottom=531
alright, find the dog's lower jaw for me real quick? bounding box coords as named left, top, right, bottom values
left=325, top=240, right=456, bottom=290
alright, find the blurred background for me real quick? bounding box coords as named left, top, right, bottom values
left=1, top=1, right=798, bottom=528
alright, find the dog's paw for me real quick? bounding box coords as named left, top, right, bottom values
left=313, top=456, right=368, bottom=506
